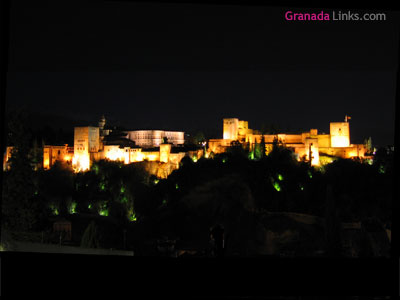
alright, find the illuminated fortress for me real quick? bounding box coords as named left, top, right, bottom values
left=3, top=115, right=370, bottom=174
left=209, top=116, right=368, bottom=166
left=69, top=117, right=188, bottom=172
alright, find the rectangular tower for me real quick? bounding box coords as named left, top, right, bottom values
left=305, top=137, right=320, bottom=166
left=223, top=118, right=239, bottom=140
left=73, top=126, right=99, bottom=171
left=330, top=122, right=350, bottom=148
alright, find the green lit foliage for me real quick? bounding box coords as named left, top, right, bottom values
left=270, top=177, right=281, bottom=192
left=273, top=181, right=281, bottom=192
left=373, top=147, right=393, bottom=177
left=129, top=213, right=137, bottom=222
left=78, top=160, right=151, bottom=221
left=97, top=201, right=109, bottom=216
left=120, top=195, right=128, bottom=203
left=49, top=204, right=59, bottom=216
left=127, top=204, right=137, bottom=222
left=68, top=201, right=77, bottom=214
left=99, top=208, right=109, bottom=217
left=74, top=169, right=103, bottom=214
left=253, top=140, right=264, bottom=160
left=248, top=149, right=255, bottom=161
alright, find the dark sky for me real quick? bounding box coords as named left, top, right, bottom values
left=5, top=1, right=399, bottom=146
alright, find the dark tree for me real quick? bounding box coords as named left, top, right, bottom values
left=193, top=131, right=206, bottom=145
left=2, top=109, right=40, bottom=230
left=38, top=161, right=74, bottom=216
left=260, top=134, right=266, bottom=159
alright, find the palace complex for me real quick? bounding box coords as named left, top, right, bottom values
left=3, top=115, right=371, bottom=174
left=209, top=116, right=369, bottom=166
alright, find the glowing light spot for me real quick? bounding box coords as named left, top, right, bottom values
left=88, top=204, right=92, bottom=209
left=129, top=213, right=137, bottom=222
left=222, top=158, right=227, bottom=163
left=273, top=181, right=281, bottom=192
left=72, top=153, right=90, bottom=172
left=192, top=156, right=198, bottom=163
left=120, top=186, right=125, bottom=193
left=99, top=209, right=108, bottom=216
left=50, top=204, right=59, bottom=216
left=99, top=202, right=108, bottom=216
left=69, top=202, right=77, bottom=214
left=277, top=174, right=284, bottom=181
left=308, top=170, right=313, bottom=179
left=175, top=183, right=179, bottom=190
left=99, top=183, right=105, bottom=191
left=248, top=151, right=255, bottom=161
left=154, top=179, right=160, bottom=185
left=270, top=176, right=281, bottom=192
left=331, top=136, right=350, bottom=148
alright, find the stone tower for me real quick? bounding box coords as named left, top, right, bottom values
left=223, top=118, right=239, bottom=140
left=330, top=122, right=350, bottom=148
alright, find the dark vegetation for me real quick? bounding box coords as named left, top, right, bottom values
left=2, top=109, right=393, bottom=256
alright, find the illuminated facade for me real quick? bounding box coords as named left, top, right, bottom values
left=223, top=118, right=239, bottom=140
left=209, top=117, right=368, bottom=166
left=72, top=126, right=100, bottom=172
left=43, top=144, right=74, bottom=169
left=2, top=115, right=369, bottom=174
left=330, top=122, right=350, bottom=147
left=3, top=146, right=14, bottom=171
left=125, top=130, right=184, bottom=148
left=68, top=121, right=192, bottom=174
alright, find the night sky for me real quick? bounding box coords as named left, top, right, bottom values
left=5, top=1, right=399, bottom=146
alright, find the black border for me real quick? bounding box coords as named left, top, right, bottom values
left=0, top=0, right=398, bottom=298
